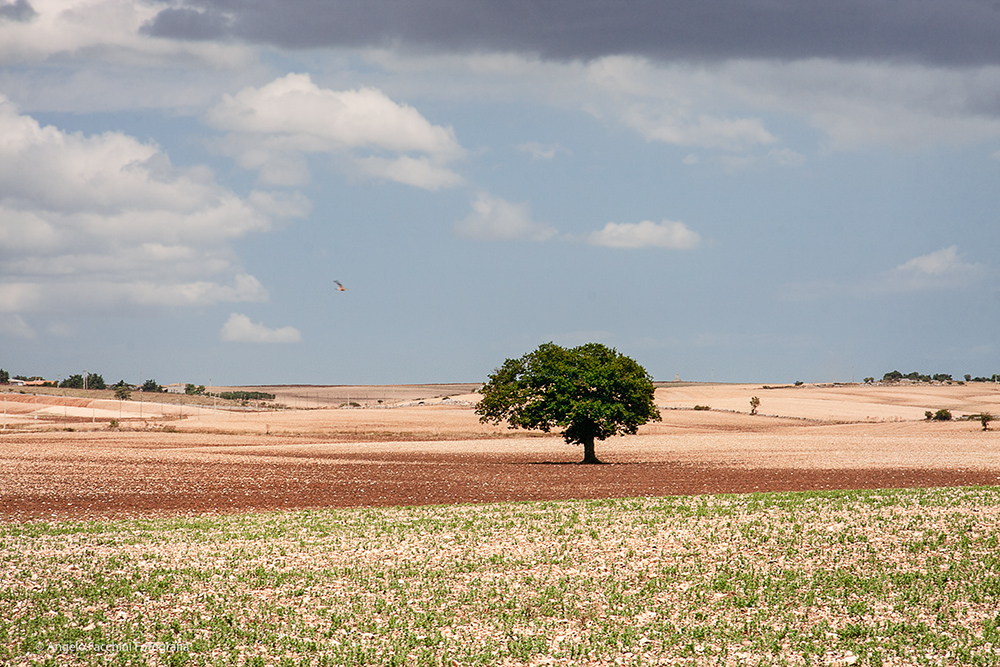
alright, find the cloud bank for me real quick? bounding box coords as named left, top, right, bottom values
left=0, top=96, right=286, bottom=321
left=143, top=1, right=1000, bottom=67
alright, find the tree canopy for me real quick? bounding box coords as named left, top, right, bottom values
left=475, top=342, right=661, bottom=463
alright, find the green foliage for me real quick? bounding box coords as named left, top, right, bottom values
left=693, top=405, right=711, bottom=411
left=933, top=409, right=952, bottom=421
left=476, top=342, right=660, bottom=463
left=0, top=368, right=8, bottom=384
left=141, top=379, right=163, bottom=393
left=59, top=373, right=105, bottom=389
left=882, top=370, right=980, bottom=384
left=114, top=385, right=131, bottom=401
left=750, top=396, right=760, bottom=415
left=185, top=384, right=206, bottom=395
left=978, top=413, right=992, bottom=431
left=215, top=391, right=275, bottom=401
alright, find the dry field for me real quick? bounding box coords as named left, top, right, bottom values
left=3, top=382, right=1000, bottom=666
left=1, top=382, right=998, bottom=521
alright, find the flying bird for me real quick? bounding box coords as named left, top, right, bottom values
left=333, top=280, right=347, bottom=291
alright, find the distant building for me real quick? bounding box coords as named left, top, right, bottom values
left=164, top=383, right=187, bottom=394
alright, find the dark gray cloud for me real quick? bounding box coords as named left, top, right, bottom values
left=141, top=0, right=1000, bottom=66
left=142, top=7, right=231, bottom=41
left=0, top=0, right=37, bottom=22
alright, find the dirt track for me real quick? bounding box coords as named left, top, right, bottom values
left=2, top=383, right=999, bottom=521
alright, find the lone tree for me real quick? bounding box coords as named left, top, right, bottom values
left=475, top=342, right=661, bottom=464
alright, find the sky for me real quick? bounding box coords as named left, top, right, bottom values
left=1, top=0, right=999, bottom=386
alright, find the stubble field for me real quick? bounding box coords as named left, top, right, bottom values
left=2, top=382, right=1000, bottom=666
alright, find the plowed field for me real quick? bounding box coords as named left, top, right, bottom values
left=2, top=382, right=998, bottom=521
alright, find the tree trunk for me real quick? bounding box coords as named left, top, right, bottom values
left=581, top=437, right=603, bottom=464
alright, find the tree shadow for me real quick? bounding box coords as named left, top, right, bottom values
left=530, top=461, right=616, bottom=466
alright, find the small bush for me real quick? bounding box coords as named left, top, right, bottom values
left=693, top=405, right=711, bottom=411
left=933, top=409, right=953, bottom=421
left=978, top=413, right=992, bottom=431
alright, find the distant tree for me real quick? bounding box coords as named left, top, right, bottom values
left=965, top=374, right=972, bottom=382
left=141, top=379, right=163, bottom=393
left=979, top=413, right=992, bottom=431
left=750, top=396, right=760, bottom=415
left=115, top=385, right=131, bottom=401
left=216, top=391, right=275, bottom=401
left=863, top=377, right=875, bottom=384
left=0, top=368, right=8, bottom=384
left=86, top=373, right=106, bottom=390
left=61, top=374, right=84, bottom=389
left=932, top=374, right=953, bottom=383
left=933, top=409, right=953, bottom=421
left=476, top=342, right=661, bottom=464
left=185, top=384, right=206, bottom=395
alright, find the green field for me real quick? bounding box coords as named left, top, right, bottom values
left=3, top=487, right=1000, bottom=666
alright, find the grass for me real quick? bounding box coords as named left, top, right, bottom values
left=2, top=487, right=1000, bottom=665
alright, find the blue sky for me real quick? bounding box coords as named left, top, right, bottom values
left=1, top=0, right=998, bottom=386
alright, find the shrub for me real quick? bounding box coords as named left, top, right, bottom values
left=978, top=413, right=992, bottom=431
left=693, top=405, right=711, bottom=411
left=60, top=374, right=84, bottom=389
left=141, top=379, right=163, bottom=393
left=750, top=396, right=760, bottom=415
left=216, top=391, right=275, bottom=401
left=933, top=409, right=953, bottom=421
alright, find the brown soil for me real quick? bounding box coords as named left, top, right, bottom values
left=2, top=383, right=998, bottom=521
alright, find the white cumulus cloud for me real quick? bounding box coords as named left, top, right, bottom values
left=0, top=0, right=254, bottom=68
left=884, top=246, right=987, bottom=291
left=220, top=313, right=301, bottom=343
left=454, top=192, right=556, bottom=242
left=586, top=220, right=701, bottom=250
left=206, top=73, right=464, bottom=189
left=0, top=96, right=283, bottom=322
